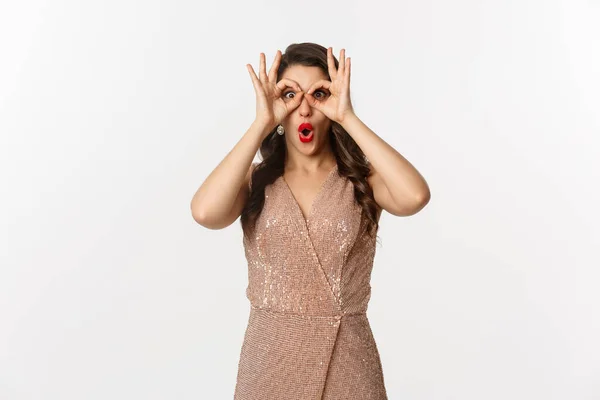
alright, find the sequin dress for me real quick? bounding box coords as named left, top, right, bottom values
left=234, top=163, right=388, bottom=400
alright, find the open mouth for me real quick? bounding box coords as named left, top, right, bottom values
left=298, top=123, right=314, bottom=142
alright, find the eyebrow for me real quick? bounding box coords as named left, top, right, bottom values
left=283, top=86, right=328, bottom=92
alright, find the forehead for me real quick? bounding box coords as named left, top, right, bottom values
left=279, top=65, right=328, bottom=87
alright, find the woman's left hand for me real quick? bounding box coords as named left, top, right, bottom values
left=304, top=47, right=355, bottom=125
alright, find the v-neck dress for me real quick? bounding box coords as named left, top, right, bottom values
left=234, top=162, right=388, bottom=400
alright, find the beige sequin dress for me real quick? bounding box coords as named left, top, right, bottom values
left=234, top=163, right=388, bottom=399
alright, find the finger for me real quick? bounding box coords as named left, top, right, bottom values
left=246, top=64, right=263, bottom=93
left=259, top=53, right=268, bottom=82
left=338, top=48, right=345, bottom=77
left=346, top=57, right=351, bottom=82
left=327, top=47, right=337, bottom=80
left=304, top=92, right=321, bottom=109
left=287, top=91, right=304, bottom=112
left=306, top=79, right=331, bottom=95
left=268, top=50, right=281, bottom=82
left=276, top=78, right=302, bottom=94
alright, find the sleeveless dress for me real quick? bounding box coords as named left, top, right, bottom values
left=234, top=163, right=388, bottom=400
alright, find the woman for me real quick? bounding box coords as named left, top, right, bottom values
left=191, top=42, right=430, bottom=399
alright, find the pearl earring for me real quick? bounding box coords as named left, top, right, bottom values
left=277, top=125, right=285, bottom=135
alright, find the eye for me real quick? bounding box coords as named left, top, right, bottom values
left=282, top=89, right=329, bottom=99
left=313, top=89, right=328, bottom=99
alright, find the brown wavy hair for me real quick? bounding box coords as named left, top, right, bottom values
left=240, top=42, right=381, bottom=244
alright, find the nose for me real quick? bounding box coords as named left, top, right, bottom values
left=298, top=95, right=311, bottom=117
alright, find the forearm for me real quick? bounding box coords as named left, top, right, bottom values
left=340, top=113, right=430, bottom=205
left=190, top=120, right=272, bottom=222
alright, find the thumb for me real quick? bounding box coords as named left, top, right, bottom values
left=287, top=92, right=304, bottom=112
left=304, top=93, right=321, bottom=110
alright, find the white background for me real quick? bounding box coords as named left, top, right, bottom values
left=1, top=0, right=599, bottom=399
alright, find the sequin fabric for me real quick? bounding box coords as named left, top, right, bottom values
left=234, top=162, right=388, bottom=399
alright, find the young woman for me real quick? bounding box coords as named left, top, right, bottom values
left=191, top=42, right=430, bottom=399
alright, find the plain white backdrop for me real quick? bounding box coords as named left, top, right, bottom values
left=1, top=0, right=599, bottom=399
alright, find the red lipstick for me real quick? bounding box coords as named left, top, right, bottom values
left=298, top=123, right=314, bottom=143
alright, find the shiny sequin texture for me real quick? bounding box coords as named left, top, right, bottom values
left=234, top=163, right=388, bottom=399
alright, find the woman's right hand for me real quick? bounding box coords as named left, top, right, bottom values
left=246, top=51, right=304, bottom=136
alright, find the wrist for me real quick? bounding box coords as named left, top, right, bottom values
left=250, top=120, right=275, bottom=139
left=253, top=118, right=276, bottom=131
left=338, top=111, right=358, bottom=127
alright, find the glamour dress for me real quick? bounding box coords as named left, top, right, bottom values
left=234, top=163, right=388, bottom=399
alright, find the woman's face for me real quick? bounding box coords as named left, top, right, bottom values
left=279, top=65, right=332, bottom=157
